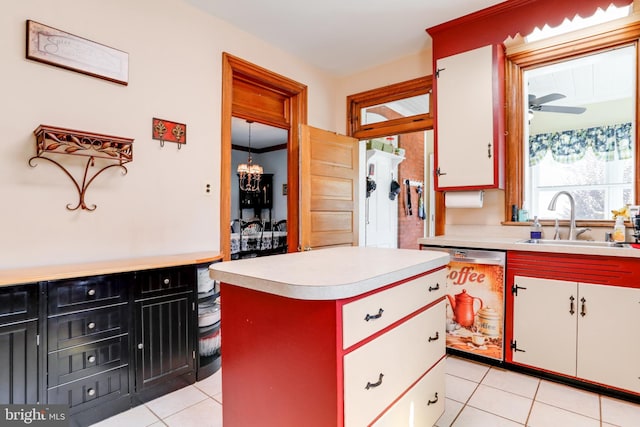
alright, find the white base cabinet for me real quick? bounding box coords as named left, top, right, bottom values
left=512, top=276, right=640, bottom=393
left=372, top=359, right=445, bottom=427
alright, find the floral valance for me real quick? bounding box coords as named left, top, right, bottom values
left=529, top=122, right=633, bottom=166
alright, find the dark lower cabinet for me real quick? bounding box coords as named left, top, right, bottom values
left=46, top=274, right=132, bottom=427
left=0, top=284, right=39, bottom=405
left=133, top=267, right=197, bottom=403
left=0, top=319, right=39, bottom=404
left=3, top=264, right=203, bottom=426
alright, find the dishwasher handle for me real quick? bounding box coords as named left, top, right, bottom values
left=450, top=256, right=504, bottom=265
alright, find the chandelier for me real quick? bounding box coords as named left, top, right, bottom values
left=237, top=120, right=263, bottom=192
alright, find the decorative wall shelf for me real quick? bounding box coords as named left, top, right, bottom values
left=29, top=125, right=134, bottom=211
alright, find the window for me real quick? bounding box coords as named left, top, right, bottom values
left=505, top=15, right=640, bottom=224
left=524, top=46, right=635, bottom=220
left=347, top=76, right=433, bottom=140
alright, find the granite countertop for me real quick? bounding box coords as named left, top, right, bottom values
left=418, top=236, right=640, bottom=258
left=209, top=246, right=449, bottom=300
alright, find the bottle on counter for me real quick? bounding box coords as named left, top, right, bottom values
left=530, top=216, right=543, bottom=241
left=613, top=216, right=626, bottom=242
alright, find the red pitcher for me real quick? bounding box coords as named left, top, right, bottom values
left=447, top=290, right=483, bottom=328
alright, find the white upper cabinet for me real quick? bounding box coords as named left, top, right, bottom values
left=435, top=45, right=504, bottom=190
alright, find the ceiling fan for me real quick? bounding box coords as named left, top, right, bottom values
left=528, top=93, right=586, bottom=114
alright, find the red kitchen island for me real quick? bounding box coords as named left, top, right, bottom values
left=209, top=246, right=449, bottom=427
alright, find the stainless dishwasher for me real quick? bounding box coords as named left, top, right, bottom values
left=423, top=246, right=506, bottom=362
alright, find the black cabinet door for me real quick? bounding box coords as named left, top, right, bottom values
left=0, top=284, right=39, bottom=404
left=134, top=291, right=195, bottom=396
left=0, top=320, right=39, bottom=404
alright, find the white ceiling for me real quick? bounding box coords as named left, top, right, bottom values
left=232, top=117, right=288, bottom=150
left=207, top=0, right=506, bottom=148
left=185, top=0, right=506, bottom=76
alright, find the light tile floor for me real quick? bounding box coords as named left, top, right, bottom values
left=91, top=356, right=640, bottom=427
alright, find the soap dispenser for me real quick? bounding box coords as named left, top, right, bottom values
left=530, top=216, right=543, bottom=241
left=613, top=216, right=626, bottom=242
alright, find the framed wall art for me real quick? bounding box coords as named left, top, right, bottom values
left=26, top=20, right=129, bottom=85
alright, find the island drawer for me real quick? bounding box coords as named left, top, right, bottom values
left=342, top=268, right=446, bottom=349
left=48, top=334, right=129, bottom=387
left=372, top=358, right=445, bottom=427
left=343, top=301, right=445, bottom=427
left=48, top=303, right=129, bottom=351
left=48, top=274, right=128, bottom=315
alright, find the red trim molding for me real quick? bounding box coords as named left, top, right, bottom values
left=427, top=0, right=633, bottom=59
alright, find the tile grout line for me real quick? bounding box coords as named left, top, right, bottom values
left=144, top=388, right=211, bottom=423
left=447, top=364, right=491, bottom=426
left=524, top=378, right=541, bottom=426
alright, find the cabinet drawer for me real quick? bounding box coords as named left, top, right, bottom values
left=47, top=366, right=130, bottom=414
left=343, top=301, right=445, bottom=427
left=48, top=274, right=128, bottom=315
left=0, top=283, right=39, bottom=324
left=342, top=268, right=446, bottom=349
left=48, top=334, right=129, bottom=387
left=372, top=358, right=445, bottom=426
left=135, top=266, right=196, bottom=299
left=48, top=304, right=129, bottom=351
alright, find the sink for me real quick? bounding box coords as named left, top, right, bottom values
left=517, top=239, right=630, bottom=248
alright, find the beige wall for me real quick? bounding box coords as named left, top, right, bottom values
left=334, top=50, right=433, bottom=134
left=1, top=0, right=340, bottom=268
left=2, top=0, right=440, bottom=269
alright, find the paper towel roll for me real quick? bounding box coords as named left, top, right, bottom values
left=445, top=191, right=484, bottom=208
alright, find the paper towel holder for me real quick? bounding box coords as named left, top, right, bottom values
left=444, top=190, right=485, bottom=209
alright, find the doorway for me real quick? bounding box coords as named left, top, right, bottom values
left=220, top=53, right=307, bottom=261
left=347, top=76, right=435, bottom=248
left=230, top=118, right=289, bottom=259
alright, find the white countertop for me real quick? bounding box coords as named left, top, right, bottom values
left=418, top=236, right=640, bottom=258
left=209, top=246, right=449, bottom=300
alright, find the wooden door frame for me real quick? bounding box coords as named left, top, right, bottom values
left=220, top=53, right=308, bottom=260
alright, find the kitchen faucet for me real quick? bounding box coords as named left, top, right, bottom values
left=547, top=191, right=589, bottom=240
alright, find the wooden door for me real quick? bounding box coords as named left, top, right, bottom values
left=300, top=125, right=359, bottom=251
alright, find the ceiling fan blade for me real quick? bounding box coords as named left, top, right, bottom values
left=530, top=93, right=566, bottom=106
left=538, top=105, right=586, bottom=114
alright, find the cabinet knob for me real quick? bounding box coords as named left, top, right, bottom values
left=87, top=288, right=96, bottom=296
left=88, top=355, right=96, bottom=363
left=87, top=322, right=96, bottom=330
left=163, top=278, right=170, bottom=285
left=87, top=388, right=96, bottom=397
left=428, top=283, right=440, bottom=292
left=138, top=343, right=144, bottom=350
